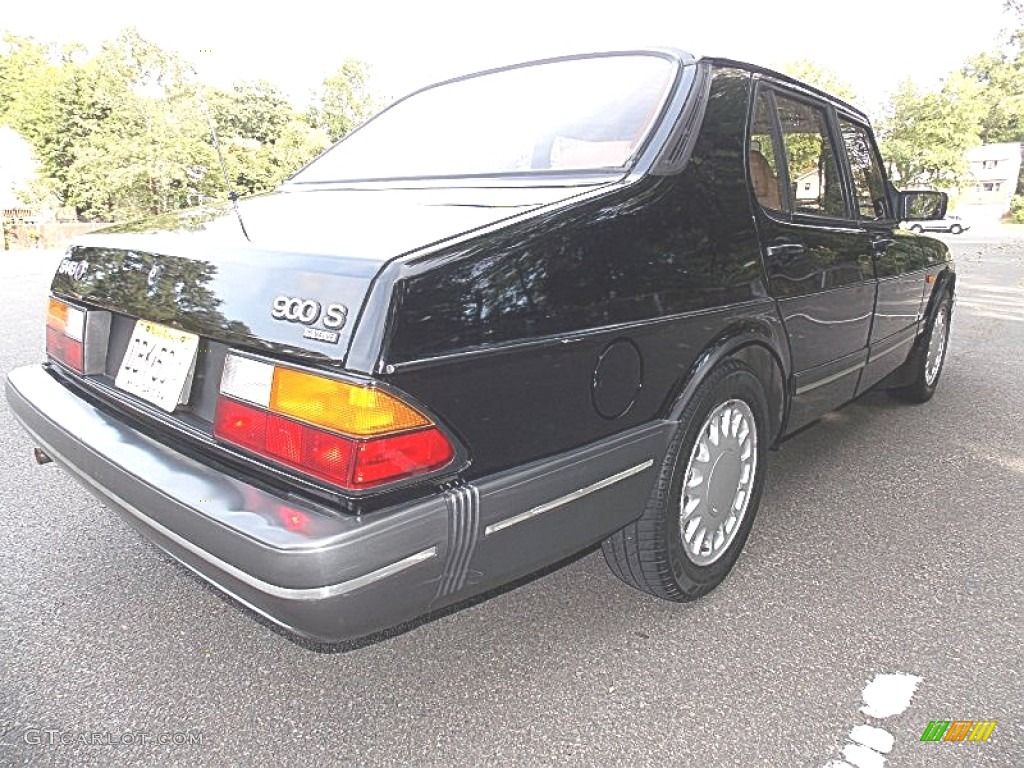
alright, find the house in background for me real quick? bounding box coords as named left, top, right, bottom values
left=957, top=142, right=1023, bottom=222
left=792, top=167, right=822, bottom=205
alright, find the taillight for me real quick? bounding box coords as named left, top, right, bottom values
left=46, top=297, right=85, bottom=372
left=214, top=354, right=456, bottom=490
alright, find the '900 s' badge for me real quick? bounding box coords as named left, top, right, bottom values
left=271, top=295, right=348, bottom=344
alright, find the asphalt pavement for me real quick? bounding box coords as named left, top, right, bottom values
left=0, top=235, right=1021, bottom=767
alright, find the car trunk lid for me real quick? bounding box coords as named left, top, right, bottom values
left=46, top=183, right=606, bottom=435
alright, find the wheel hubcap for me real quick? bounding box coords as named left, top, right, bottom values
left=925, top=306, right=948, bottom=386
left=679, top=399, right=758, bottom=566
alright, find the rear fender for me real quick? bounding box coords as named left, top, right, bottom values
left=664, top=322, right=789, bottom=447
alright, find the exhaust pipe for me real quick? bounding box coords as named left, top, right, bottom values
left=33, top=447, right=53, bottom=465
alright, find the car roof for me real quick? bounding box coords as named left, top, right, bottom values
left=422, top=48, right=870, bottom=124
left=700, top=55, right=869, bottom=121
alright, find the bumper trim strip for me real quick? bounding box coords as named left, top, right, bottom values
left=17, top=412, right=437, bottom=601
left=484, top=459, right=655, bottom=536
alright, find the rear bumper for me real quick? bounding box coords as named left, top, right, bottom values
left=6, top=364, right=667, bottom=643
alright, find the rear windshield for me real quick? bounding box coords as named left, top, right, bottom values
left=291, top=54, right=677, bottom=183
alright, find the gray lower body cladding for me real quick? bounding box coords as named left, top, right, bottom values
left=5, top=364, right=668, bottom=643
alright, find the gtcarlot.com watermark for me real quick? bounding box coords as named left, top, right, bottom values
left=4, top=725, right=203, bottom=748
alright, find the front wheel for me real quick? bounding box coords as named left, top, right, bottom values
left=909, top=224, right=924, bottom=233
left=602, top=360, right=769, bottom=601
left=889, top=295, right=951, bottom=403
left=950, top=224, right=963, bottom=234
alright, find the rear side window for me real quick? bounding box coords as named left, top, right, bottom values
left=773, top=94, right=847, bottom=218
left=749, top=92, right=786, bottom=211
left=839, top=119, right=890, bottom=220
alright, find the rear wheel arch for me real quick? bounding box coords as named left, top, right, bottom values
left=665, top=330, right=788, bottom=447
left=727, top=343, right=786, bottom=445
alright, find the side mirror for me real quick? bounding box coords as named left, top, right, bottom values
left=900, top=190, right=949, bottom=221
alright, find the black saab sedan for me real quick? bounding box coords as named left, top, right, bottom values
left=6, top=49, right=954, bottom=643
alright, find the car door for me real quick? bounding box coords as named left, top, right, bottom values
left=748, top=83, right=875, bottom=431
left=834, top=114, right=932, bottom=394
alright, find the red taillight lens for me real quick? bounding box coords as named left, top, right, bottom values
left=215, top=354, right=457, bottom=490
left=264, top=414, right=305, bottom=465
left=352, top=429, right=455, bottom=488
left=215, top=398, right=355, bottom=486
left=305, top=429, right=356, bottom=483
left=45, top=297, right=85, bottom=373
left=214, top=389, right=452, bottom=491
left=213, top=398, right=267, bottom=452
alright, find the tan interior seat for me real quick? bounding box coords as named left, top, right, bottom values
left=749, top=149, right=782, bottom=210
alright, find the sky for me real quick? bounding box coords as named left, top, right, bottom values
left=1, top=0, right=1016, bottom=118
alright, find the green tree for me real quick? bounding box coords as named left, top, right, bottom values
left=208, top=80, right=293, bottom=144
left=2, top=29, right=370, bottom=221
left=58, top=32, right=216, bottom=218
left=0, top=34, right=65, bottom=152
left=962, top=34, right=1024, bottom=143
left=778, top=60, right=858, bottom=104
left=206, top=81, right=329, bottom=195
left=308, top=58, right=376, bottom=141
left=877, top=74, right=987, bottom=187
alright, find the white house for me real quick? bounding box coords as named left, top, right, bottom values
left=793, top=167, right=822, bottom=204
left=958, top=142, right=1022, bottom=221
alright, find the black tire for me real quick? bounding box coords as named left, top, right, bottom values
left=950, top=224, right=963, bottom=234
left=602, top=360, right=769, bottom=601
left=889, top=294, right=952, bottom=404
left=910, top=224, right=924, bottom=233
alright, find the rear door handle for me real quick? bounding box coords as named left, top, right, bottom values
left=765, top=242, right=805, bottom=259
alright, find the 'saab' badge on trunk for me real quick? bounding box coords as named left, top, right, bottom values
left=56, top=258, right=89, bottom=280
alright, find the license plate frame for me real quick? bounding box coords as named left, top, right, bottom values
left=114, top=320, right=200, bottom=412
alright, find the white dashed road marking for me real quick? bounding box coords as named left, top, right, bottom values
left=842, top=742, right=887, bottom=768
left=859, top=673, right=922, bottom=719
left=848, top=725, right=894, bottom=754
left=823, top=673, right=922, bottom=767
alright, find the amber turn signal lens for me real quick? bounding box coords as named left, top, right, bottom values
left=45, top=296, right=85, bottom=372
left=47, top=297, right=68, bottom=333
left=269, top=367, right=431, bottom=438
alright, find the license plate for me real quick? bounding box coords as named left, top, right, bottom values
left=114, top=320, right=200, bottom=412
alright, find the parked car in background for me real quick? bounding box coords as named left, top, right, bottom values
left=6, top=49, right=955, bottom=643
left=901, top=214, right=970, bottom=234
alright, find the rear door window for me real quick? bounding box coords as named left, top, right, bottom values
left=773, top=94, right=848, bottom=219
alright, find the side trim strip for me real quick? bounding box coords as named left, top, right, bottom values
left=868, top=334, right=915, bottom=364
left=18, top=418, right=437, bottom=601
left=484, top=459, right=654, bottom=536
left=794, top=360, right=866, bottom=396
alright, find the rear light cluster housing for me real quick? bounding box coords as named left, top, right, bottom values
left=46, top=296, right=109, bottom=374
left=46, top=297, right=86, bottom=371
left=214, top=354, right=456, bottom=491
